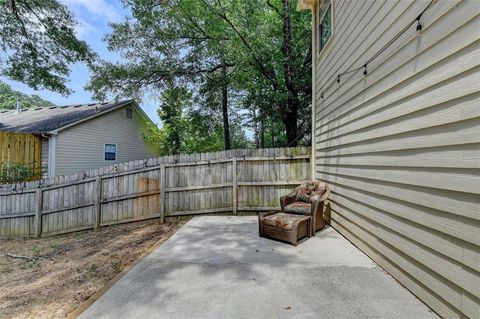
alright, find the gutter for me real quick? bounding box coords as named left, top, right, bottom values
left=310, top=3, right=316, bottom=180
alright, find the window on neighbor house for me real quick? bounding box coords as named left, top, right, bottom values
left=318, top=0, right=333, bottom=53
left=126, top=108, right=133, bottom=119
left=104, top=144, right=117, bottom=161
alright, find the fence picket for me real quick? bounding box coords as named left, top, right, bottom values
left=232, top=157, right=238, bottom=215
left=34, top=189, right=42, bottom=237
left=94, top=176, right=101, bottom=230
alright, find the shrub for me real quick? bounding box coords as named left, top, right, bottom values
left=0, top=162, right=46, bottom=184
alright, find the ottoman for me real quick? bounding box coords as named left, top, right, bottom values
left=258, top=211, right=312, bottom=246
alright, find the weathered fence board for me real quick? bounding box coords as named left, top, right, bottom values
left=0, top=147, right=310, bottom=237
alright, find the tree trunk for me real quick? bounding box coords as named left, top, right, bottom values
left=253, top=107, right=259, bottom=148
left=221, top=62, right=231, bottom=150
left=259, top=119, right=265, bottom=148
left=282, top=104, right=298, bottom=146
left=271, top=120, right=275, bottom=147
left=281, top=0, right=299, bottom=146
left=172, top=131, right=181, bottom=155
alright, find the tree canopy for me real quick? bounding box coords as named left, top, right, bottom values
left=0, top=0, right=94, bottom=95
left=88, top=0, right=312, bottom=152
left=0, top=81, right=55, bottom=109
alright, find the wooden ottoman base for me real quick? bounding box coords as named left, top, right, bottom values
left=258, top=211, right=312, bottom=246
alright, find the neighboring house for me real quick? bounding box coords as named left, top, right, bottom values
left=298, top=1, right=479, bottom=318
left=0, top=100, right=159, bottom=177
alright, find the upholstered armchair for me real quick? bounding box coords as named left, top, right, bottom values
left=280, top=180, right=331, bottom=234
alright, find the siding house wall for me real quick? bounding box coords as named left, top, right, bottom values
left=41, top=137, right=49, bottom=177
left=54, top=105, right=158, bottom=175
left=311, top=1, right=479, bottom=318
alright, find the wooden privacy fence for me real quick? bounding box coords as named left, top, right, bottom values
left=0, top=131, right=42, bottom=182
left=0, top=131, right=41, bottom=165
left=0, top=147, right=310, bottom=237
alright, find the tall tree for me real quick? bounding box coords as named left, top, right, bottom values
left=0, top=0, right=94, bottom=95
left=157, top=80, right=191, bottom=155
left=196, top=59, right=233, bottom=150
left=87, top=0, right=311, bottom=147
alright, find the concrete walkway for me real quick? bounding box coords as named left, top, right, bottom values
left=79, top=216, right=438, bottom=319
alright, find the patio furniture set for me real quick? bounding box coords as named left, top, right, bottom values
left=258, top=180, right=331, bottom=246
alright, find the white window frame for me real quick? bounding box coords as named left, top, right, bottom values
left=317, top=0, right=334, bottom=58
left=104, top=143, right=117, bottom=161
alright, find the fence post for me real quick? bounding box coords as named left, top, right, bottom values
left=34, top=189, right=43, bottom=237
left=232, top=157, right=238, bottom=215
left=159, top=164, right=166, bottom=223
left=94, top=176, right=102, bottom=230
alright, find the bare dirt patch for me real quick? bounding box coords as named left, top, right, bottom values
left=0, top=220, right=180, bottom=319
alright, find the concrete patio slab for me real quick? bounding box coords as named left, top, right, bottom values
left=79, top=216, right=438, bottom=319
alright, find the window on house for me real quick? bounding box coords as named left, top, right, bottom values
left=104, top=144, right=117, bottom=161
left=126, top=108, right=133, bottom=119
left=318, top=0, right=333, bottom=52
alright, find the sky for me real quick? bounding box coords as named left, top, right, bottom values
left=0, top=0, right=162, bottom=125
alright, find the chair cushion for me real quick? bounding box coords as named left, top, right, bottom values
left=284, top=202, right=311, bottom=215
left=295, top=188, right=312, bottom=202
left=313, top=182, right=327, bottom=197
left=294, top=180, right=328, bottom=202
left=263, top=212, right=300, bottom=230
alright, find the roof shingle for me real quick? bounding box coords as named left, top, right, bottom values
left=0, top=100, right=134, bottom=133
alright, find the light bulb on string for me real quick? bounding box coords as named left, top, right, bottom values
left=416, top=19, right=422, bottom=37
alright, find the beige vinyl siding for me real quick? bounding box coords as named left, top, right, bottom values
left=54, top=104, right=158, bottom=175
left=312, top=1, right=480, bottom=318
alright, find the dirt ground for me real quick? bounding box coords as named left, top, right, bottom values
left=0, top=220, right=180, bottom=319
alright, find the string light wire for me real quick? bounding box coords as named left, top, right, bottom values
left=320, top=0, right=436, bottom=100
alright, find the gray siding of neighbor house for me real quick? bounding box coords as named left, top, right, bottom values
left=54, top=104, right=158, bottom=175
left=312, top=1, right=479, bottom=318
left=41, top=137, right=49, bottom=177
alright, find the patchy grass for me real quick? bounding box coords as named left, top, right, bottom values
left=0, top=220, right=180, bottom=319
